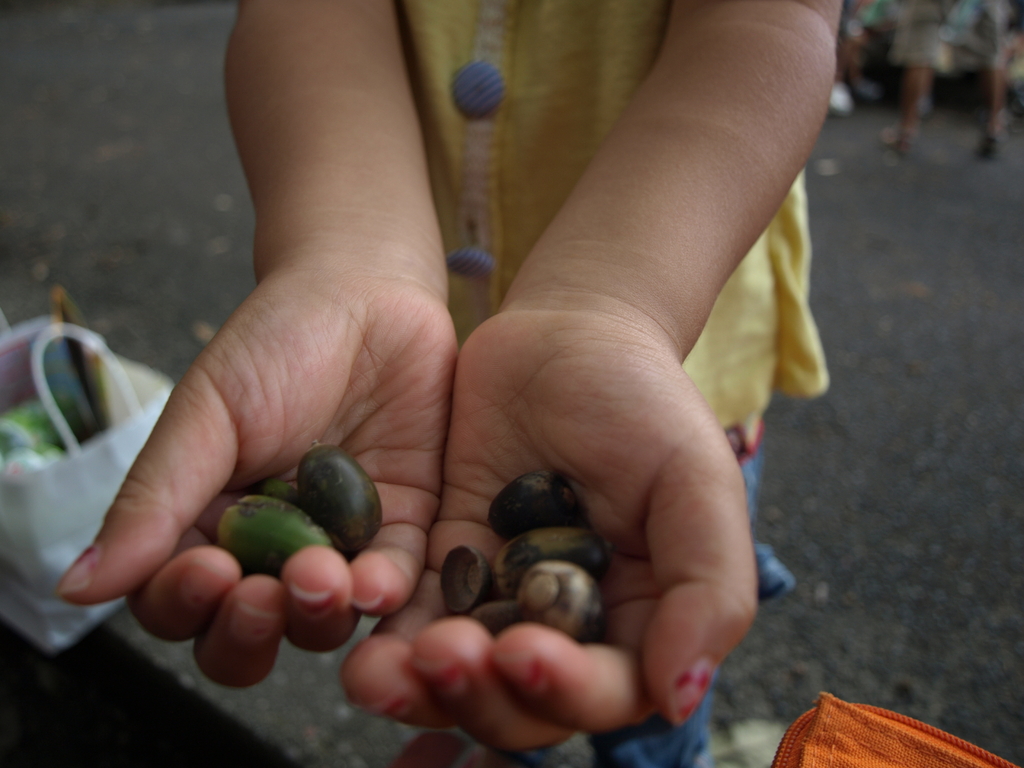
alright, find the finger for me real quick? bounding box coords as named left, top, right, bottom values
left=340, top=633, right=454, bottom=730
left=127, top=546, right=242, bottom=642
left=193, top=574, right=287, bottom=687
left=643, top=430, right=758, bottom=725
left=57, top=373, right=239, bottom=605
left=644, top=579, right=753, bottom=724
left=170, top=527, right=213, bottom=556
left=279, top=545, right=359, bottom=652
left=349, top=521, right=427, bottom=615
left=489, top=620, right=653, bottom=734
left=341, top=570, right=453, bottom=727
left=193, top=491, right=246, bottom=542
left=369, top=568, right=448, bottom=643
left=409, top=617, right=575, bottom=750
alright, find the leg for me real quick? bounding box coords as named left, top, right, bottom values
left=884, top=0, right=945, bottom=151
left=976, top=66, right=1008, bottom=156
left=830, top=33, right=860, bottom=115
left=882, top=65, right=932, bottom=151
left=980, top=66, right=1007, bottom=129
left=848, top=33, right=885, bottom=101
left=973, top=0, right=1010, bottom=155
left=899, top=65, right=933, bottom=138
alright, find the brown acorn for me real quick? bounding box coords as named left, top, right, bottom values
left=488, top=470, right=583, bottom=540
left=493, top=526, right=613, bottom=598
left=517, top=560, right=605, bottom=643
left=469, top=600, right=523, bottom=636
left=441, top=545, right=493, bottom=614
left=297, top=443, right=382, bottom=554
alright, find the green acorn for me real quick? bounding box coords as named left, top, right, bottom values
left=217, top=495, right=332, bottom=577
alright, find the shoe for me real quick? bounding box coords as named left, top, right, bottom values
left=755, top=543, right=796, bottom=601
left=1009, top=85, right=1024, bottom=117
left=851, top=78, right=884, bottom=102
left=880, top=125, right=915, bottom=154
left=829, top=82, right=854, bottom=117
left=917, top=94, right=933, bottom=118
left=977, top=130, right=1005, bottom=158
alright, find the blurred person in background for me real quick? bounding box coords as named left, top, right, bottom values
left=882, top=0, right=1021, bottom=155
left=831, top=0, right=899, bottom=115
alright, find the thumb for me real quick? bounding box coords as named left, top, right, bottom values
left=643, top=579, right=755, bottom=725
left=56, top=375, right=239, bottom=605
left=641, top=439, right=758, bottom=725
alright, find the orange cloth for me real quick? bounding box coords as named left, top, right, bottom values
left=773, top=693, right=1019, bottom=768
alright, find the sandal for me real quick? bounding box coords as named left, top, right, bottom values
left=880, top=125, right=915, bottom=154
left=977, top=128, right=1006, bottom=158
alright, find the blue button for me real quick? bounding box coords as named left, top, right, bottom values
left=446, top=247, right=495, bottom=278
left=452, top=60, right=504, bottom=118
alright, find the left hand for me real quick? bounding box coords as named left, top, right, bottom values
left=340, top=304, right=758, bottom=749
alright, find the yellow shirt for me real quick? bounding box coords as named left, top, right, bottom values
left=399, top=0, right=829, bottom=427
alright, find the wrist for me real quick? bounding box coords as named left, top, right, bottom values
left=253, top=224, right=449, bottom=306
left=251, top=258, right=454, bottom=354
left=500, top=253, right=715, bottom=361
left=497, top=289, right=690, bottom=364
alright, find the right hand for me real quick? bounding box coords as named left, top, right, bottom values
left=56, top=264, right=457, bottom=686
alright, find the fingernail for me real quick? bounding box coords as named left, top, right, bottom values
left=351, top=592, right=385, bottom=614
left=356, top=695, right=411, bottom=719
left=411, top=656, right=467, bottom=697
left=671, top=657, right=714, bottom=724
left=180, top=558, right=235, bottom=607
left=56, top=545, right=100, bottom=597
left=493, top=649, right=546, bottom=693
left=289, top=583, right=336, bottom=616
left=230, top=601, right=281, bottom=642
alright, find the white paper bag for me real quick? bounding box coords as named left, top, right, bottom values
left=0, top=318, right=172, bottom=654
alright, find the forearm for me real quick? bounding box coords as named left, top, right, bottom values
left=226, top=0, right=446, bottom=297
left=502, top=0, right=839, bottom=357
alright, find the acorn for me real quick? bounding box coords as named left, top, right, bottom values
left=441, top=545, right=493, bottom=614
left=517, top=560, right=605, bottom=643
left=469, top=600, right=523, bottom=636
left=217, top=495, right=332, bottom=577
left=493, top=526, right=613, bottom=598
left=488, top=470, right=582, bottom=539
left=297, top=443, right=382, bottom=554
left=251, top=477, right=301, bottom=507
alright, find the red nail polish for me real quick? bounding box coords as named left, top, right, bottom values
left=494, top=650, right=546, bottom=693
left=357, top=694, right=410, bottom=719
left=381, top=696, right=411, bottom=719
left=520, top=658, right=544, bottom=690
left=672, top=657, right=714, bottom=723
left=181, top=557, right=236, bottom=607
left=411, top=657, right=467, bottom=696
left=230, top=601, right=281, bottom=642
left=433, top=663, right=465, bottom=691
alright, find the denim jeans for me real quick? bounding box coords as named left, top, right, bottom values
left=506, top=438, right=793, bottom=768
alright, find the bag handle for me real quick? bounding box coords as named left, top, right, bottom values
left=29, top=323, right=142, bottom=456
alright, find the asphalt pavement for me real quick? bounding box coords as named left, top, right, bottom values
left=1, top=2, right=1022, bottom=766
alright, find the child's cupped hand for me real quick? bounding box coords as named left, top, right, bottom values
left=57, top=266, right=457, bottom=686
left=341, top=304, right=757, bottom=749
